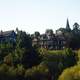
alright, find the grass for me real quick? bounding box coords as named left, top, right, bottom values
left=48, top=50, right=63, bottom=55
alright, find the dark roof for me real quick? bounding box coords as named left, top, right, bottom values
left=0, top=30, right=15, bottom=36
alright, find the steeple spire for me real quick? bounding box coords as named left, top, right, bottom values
left=66, top=18, right=71, bottom=32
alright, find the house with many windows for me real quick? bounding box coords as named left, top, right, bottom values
left=32, top=29, right=66, bottom=50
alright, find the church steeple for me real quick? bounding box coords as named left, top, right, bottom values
left=66, top=18, right=71, bottom=32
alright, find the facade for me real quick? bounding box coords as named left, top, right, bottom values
left=32, top=29, right=66, bottom=50
left=0, top=30, right=16, bottom=43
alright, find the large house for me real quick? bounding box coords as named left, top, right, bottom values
left=32, top=29, right=66, bottom=50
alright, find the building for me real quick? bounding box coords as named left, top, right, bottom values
left=0, top=30, right=16, bottom=43
left=32, top=29, right=66, bottom=50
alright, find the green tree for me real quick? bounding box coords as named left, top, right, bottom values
left=16, top=31, right=32, bottom=49
left=63, top=48, right=77, bottom=67
left=16, top=30, right=42, bottom=68
left=70, top=22, right=80, bottom=49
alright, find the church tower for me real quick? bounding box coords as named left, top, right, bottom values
left=66, top=19, right=71, bottom=32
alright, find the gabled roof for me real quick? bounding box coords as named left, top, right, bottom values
left=0, top=30, right=15, bottom=37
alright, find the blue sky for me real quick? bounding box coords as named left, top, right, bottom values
left=0, top=0, right=80, bottom=34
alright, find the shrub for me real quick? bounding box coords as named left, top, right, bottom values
left=24, top=63, right=49, bottom=80
left=58, top=64, right=80, bottom=80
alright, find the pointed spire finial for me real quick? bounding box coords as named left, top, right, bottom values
left=66, top=18, right=71, bottom=32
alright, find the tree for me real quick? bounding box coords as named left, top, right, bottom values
left=34, top=31, right=40, bottom=37
left=70, top=22, right=80, bottom=49
left=16, top=31, right=32, bottom=49
left=63, top=48, right=77, bottom=67
left=73, top=22, right=80, bottom=33
left=16, top=30, right=42, bottom=68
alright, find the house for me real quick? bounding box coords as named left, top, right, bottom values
left=0, top=30, right=16, bottom=43
left=32, top=29, right=66, bottom=50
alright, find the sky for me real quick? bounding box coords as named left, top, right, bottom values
left=0, top=0, right=80, bottom=34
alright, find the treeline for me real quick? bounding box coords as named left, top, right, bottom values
left=0, top=29, right=80, bottom=80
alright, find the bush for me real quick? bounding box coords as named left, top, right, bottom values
left=62, top=48, right=77, bottom=67
left=58, top=64, right=80, bottom=80
left=25, top=63, right=49, bottom=80
left=4, top=53, right=13, bottom=66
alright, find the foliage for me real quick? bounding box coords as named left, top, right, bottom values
left=16, top=31, right=32, bottom=49
left=16, top=31, right=42, bottom=68
left=63, top=48, right=77, bottom=67
left=77, top=49, right=80, bottom=64
left=4, top=53, right=13, bottom=66
left=39, top=48, right=77, bottom=80
left=0, top=42, right=15, bottom=62
left=25, top=63, right=49, bottom=80
left=58, top=64, right=80, bottom=80
left=0, top=28, right=79, bottom=80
